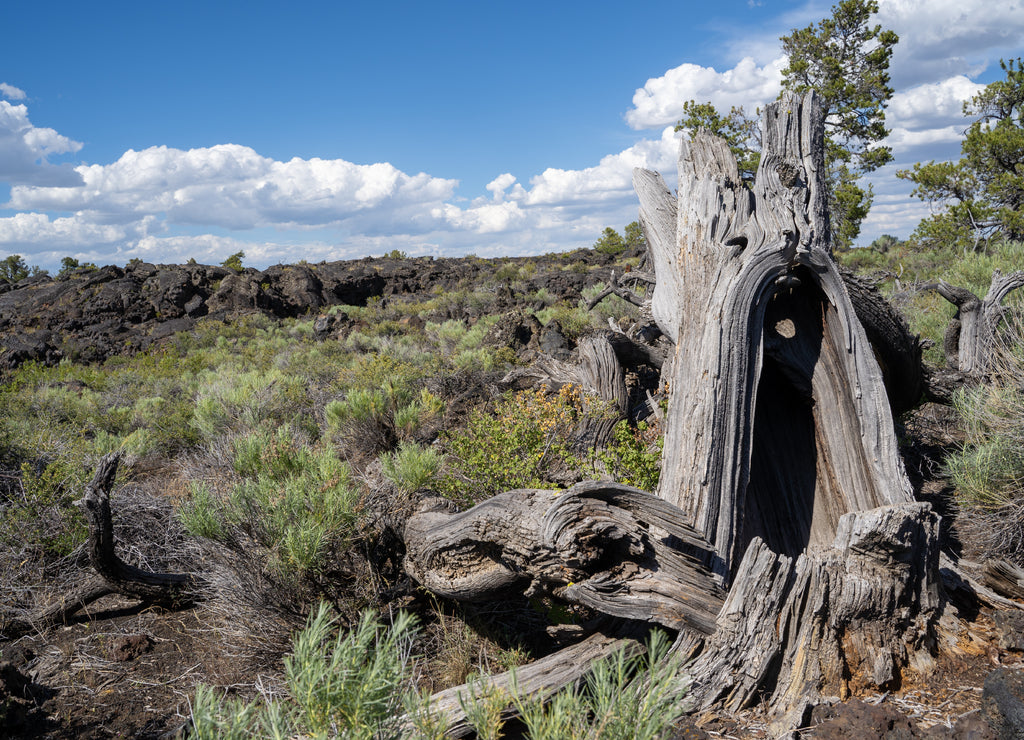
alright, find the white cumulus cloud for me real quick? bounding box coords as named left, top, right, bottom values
left=0, top=83, right=26, bottom=100
left=887, top=76, right=983, bottom=133
left=0, top=100, right=84, bottom=187
left=878, top=0, right=1024, bottom=86
left=626, top=56, right=785, bottom=130
left=8, top=143, right=458, bottom=230
left=519, top=126, right=680, bottom=206
left=486, top=173, right=517, bottom=200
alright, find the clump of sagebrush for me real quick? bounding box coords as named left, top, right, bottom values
left=178, top=425, right=360, bottom=581
left=381, top=441, right=442, bottom=494
left=437, top=384, right=662, bottom=505
left=946, top=312, right=1024, bottom=564
left=190, top=605, right=425, bottom=740
left=190, top=603, right=688, bottom=740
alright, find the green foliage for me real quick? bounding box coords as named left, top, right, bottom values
left=221, top=250, right=246, bottom=272
left=179, top=426, right=359, bottom=578
left=594, top=221, right=648, bottom=256
left=593, top=227, right=627, bottom=256
left=836, top=239, right=1024, bottom=364
left=512, top=629, right=686, bottom=740
left=385, top=249, right=409, bottom=259
left=325, top=377, right=444, bottom=456
left=192, top=606, right=688, bottom=740
left=945, top=322, right=1024, bottom=564
left=438, top=385, right=617, bottom=505
left=57, top=256, right=97, bottom=276
left=0, top=254, right=44, bottom=282
left=192, top=367, right=310, bottom=441
left=381, top=441, right=442, bottom=493
left=177, top=482, right=224, bottom=540
left=191, top=605, right=420, bottom=740
left=598, top=420, right=663, bottom=491
left=899, top=59, right=1024, bottom=252
left=867, top=234, right=901, bottom=252
left=675, top=102, right=761, bottom=182
left=624, top=221, right=646, bottom=253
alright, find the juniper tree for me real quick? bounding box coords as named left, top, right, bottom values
left=898, top=58, right=1024, bottom=253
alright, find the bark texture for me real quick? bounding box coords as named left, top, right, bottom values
left=637, top=92, right=914, bottom=580
left=404, top=481, right=724, bottom=635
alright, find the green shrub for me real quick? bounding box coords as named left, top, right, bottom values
left=946, top=317, right=1024, bottom=564
left=512, top=629, right=686, bottom=740
left=598, top=419, right=663, bottom=491
left=533, top=304, right=593, bottom=341
left=191, top=606, right=688, bottom=740
left=179, top=427, right=359, bottom=579
left=381, top=442, right=442, bottom=493
left=438, top=385, right=615, bottom=504
left=191, top=605, right=420, bottom=740
left=192, top=367, right=309, bottom=441
left=177, top=482, right=224, bottom=540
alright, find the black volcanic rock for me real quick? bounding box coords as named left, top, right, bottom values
left=0, top=252, right=615, bottom=370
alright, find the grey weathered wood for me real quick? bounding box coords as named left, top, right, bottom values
left=404, top=481, right=725, bottom=635
left=841, top=269, right=926, bottom=415
left=413, top=631, right=644, bottom=738
left=404, top=92, right=974, bottom=731
left=637, top=92, right=913, bottom=579
left=982, top=558, right=1024, bottom=602
left=936, top=270, right=1024, bottom=374
left=680, top=503, right=941, bottom=731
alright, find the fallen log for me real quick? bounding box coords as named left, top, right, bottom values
left=404, top=481, right=724, bottom=635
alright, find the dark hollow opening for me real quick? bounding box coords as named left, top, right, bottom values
left=740, top=267, right=848, bottom=560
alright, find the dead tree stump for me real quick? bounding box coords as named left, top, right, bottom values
left=404, top=92, right=958, bottom=730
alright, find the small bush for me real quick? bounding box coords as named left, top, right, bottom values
left=191, top=605, right=420, bottom=740
left=179, top=427, right=359, bottom=579
left=438, top=385, right=616, bottom=504
left=946, top=316, right=1024, bottom=564
left=512, top=629, right=686, bottom=740
left=599, top=419, right=663, bottom=491
left=381, top=442, right=442, bottom=493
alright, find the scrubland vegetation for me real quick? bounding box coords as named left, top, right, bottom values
left=1, top=17, right=1022, bottom=735
left=0, top=234, right=1021, bottom=738
left=0, top=253, right=676, bottom=738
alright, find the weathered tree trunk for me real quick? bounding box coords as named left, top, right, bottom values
left=404, top=481, right=724, bottom=635
left=75, top=453, right=197, bottom=607
left=680, top=502, right=942, bottom=732
left=405, top=93, right=955, bottom=730
left=639, top=92, right=913, bottom=580
left=7, top=454, right=198, bottom=635
left=936, top=270, right=1024, bottom=375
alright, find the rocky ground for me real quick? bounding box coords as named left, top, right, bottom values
left=1, top=251, right=1022, bottom=739
left=0, top=251, right=616, bottom=370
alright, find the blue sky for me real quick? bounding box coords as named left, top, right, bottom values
left=2, top=0, right=1022, bottom=271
